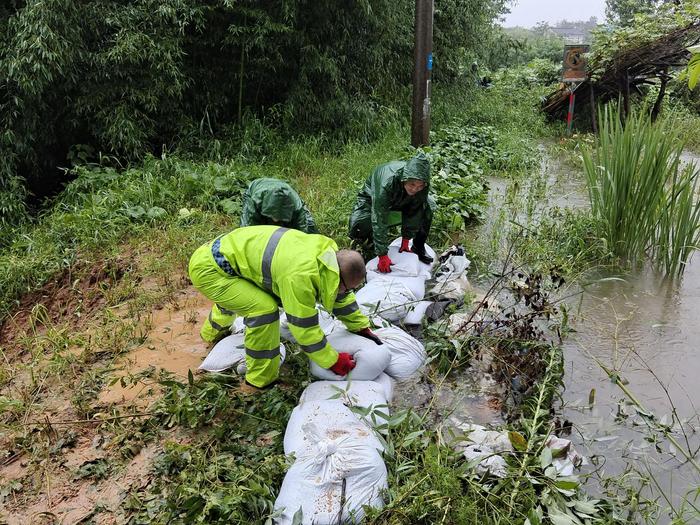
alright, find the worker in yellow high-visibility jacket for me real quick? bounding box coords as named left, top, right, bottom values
left=188, top=225, right=382, bottom=389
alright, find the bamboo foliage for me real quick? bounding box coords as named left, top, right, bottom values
left=582, top=105, right=700, bottom=276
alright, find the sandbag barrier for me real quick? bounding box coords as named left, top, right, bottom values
left=198, top=239, right=470, bottom=524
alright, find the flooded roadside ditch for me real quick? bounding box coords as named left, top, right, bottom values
left=476, top=144, right=700, bottom=522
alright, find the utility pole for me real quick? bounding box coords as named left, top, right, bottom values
left=411, top=0, right=433, bottom=148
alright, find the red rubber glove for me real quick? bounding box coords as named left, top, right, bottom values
left=330, top=352, right=356, bottom=376
left=354, top=327, right=383, bottom=345
left=398, top=237, right=412, bottom=253
left=377, top=255, right=393, bottom=273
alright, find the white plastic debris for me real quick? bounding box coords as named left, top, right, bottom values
left=427, top=253, right=471, bottom=301
left=198, top=333, right=286, bottom=374
left=544, top=435, right=587, bottom=476
left=460, top=444, right=509, bottom=478
left=447, top=311, right=480, bottom=334
left=453, top=423, right=512, bottom=478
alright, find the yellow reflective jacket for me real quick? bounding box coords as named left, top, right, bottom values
left=211, top=226, right=370, bottom=368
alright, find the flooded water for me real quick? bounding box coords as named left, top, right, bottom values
left=561, top=261, right=700, bottom=521
left=481, top=146, right=700, bottom=523
left=99, top=288, right=211, bottom=406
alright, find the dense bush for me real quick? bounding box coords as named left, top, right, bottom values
left=0, top=0, right=507, bottom=215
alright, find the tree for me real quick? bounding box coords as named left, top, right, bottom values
left=606, top=0, right=661, bottom=26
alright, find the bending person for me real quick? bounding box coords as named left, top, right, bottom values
left=349, top=152, right=435, bottom=273
left=240, top=177, right=317, bottom=233
left=188, top=226, right=381, bottom=390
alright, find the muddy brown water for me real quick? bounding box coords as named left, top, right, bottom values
left=482, top=146, right=700, bottom=522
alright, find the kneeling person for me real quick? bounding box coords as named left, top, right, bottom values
left=241, top=177, right=317, bottom=233
left=188, top=226, right=380, bottom=389
left=348, top=152, right=435, bottom=273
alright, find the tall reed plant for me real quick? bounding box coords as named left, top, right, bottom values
left=582, top=105, right=700, bottom=276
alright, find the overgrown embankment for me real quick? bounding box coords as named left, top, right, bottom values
left=0, top=78, right=591, bottom=524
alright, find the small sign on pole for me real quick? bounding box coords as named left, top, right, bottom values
left=562, top=45, right=589, bottom=83
left=561, top=45, right=589, bottom=135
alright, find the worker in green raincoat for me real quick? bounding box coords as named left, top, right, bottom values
left=240, top=177, right=317, bottom=233
left=348, top=152, right=435, bottom=273
left=188, top=226, right=382, bottom=390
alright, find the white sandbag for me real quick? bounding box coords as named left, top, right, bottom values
left=300, top=380, right=391, bottom=428
left=309, top=329, right=391, bottom=381
left=403, top=300, right=432, bottom=325
left=374, top=326, right=427, bottom=380
left=366, top=275, right=426, bottom=301
left=231, top=316, right=245, bottom=334
left=428, top=254, right=471, bottom=300
left=198, top=333, right=285, bottom=374
left=274, top=421, right=387, bottom=525
left=373, top=373, right=395, bottom=403
left=355, top=277, right=417, bottom=322
left=300, top=380, right=388, bottom=409
left=366, top=238, right=435, bottom=279
left=280, top=308, right=339, bottom=342
left=283, top=400, right=383, bottom=456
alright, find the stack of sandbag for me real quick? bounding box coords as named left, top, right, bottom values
left=356, top=238, right=436, bottom=323
left=274, top=379, right=390, bottom=524
left=274, top=416, right=387, bottom=524
left=274, top=321, right=427, bottom=523
left=306, top=324, right=426, bottom=384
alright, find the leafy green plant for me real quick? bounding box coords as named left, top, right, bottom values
left=155, top=372, right=235, bottom=429
left=681, top=44, right=700, bottom=90
left=582, top=105, right=700, bottom=275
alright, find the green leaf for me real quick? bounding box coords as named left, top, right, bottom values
left=540, top=446, right=553, bottom=468
left=401, top=430, right=425, bottom=447
left=125, top=205, right=146, bottom=219
left=291, top=507, right=303, bottom=525
left=508, top=430, right=528, bottom=452
left=388, top=411, right=408, bottom=427
left=220, top=198, right=240, bottom=215
left=548, top=509, right=580, bottom=525
left=687, top=54, right=700, bottom=90
left=573, top=499, right=599, bottom=516
left=554, top=477, right=580, bottom=490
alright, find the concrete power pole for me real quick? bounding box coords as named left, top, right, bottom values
left=411, top=0, right=434, bottom=148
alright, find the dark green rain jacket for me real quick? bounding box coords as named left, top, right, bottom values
left=240, top=178, right=318, bottom=234
left=349, top=152, right=432, bottom=256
